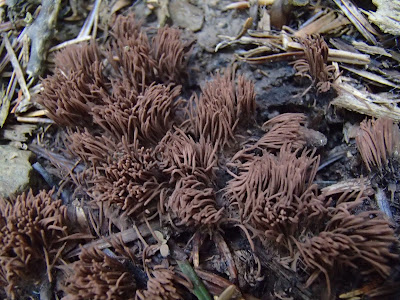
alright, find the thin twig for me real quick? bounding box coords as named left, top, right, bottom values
left=3, top=34, right=30, bottom=101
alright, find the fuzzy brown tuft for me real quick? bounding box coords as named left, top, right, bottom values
left=294, top=192, right=397, bottom=296
left=227, top=147, right=324, bottom=245
left=293, top=35, right=336, bottom=93
left=165, top=175, right=223, bottom=227
left=63, top=246, right=136, bottom=300
left=0, top=190, right=68, bottom=298
left=152, top=26, right=192, bottom=85
left=157, top=128, right=218, bottom=184
left=90, top=139, right=164, bottom=217
left=232, top=113, right=307, bottom=161
left=65, top=127, right=118, bottom=166
left=39, top=43, right=107, bottom=126
left=188, top=69, right=256, bottom=148
left=356, top=117, right=400, bottom=172
left=135, top=266, right=191, bottom=300
left=107, top=15, right=156, bottom=93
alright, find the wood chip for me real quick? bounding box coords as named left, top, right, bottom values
left=352, top=40, right=392, bottom=57
left=366, top=0, right=400, bottom=35
left=0, top=88, right=10, bottom=127
left=332, top=81, right=400, bottom=120
left=341, top=65, right=400, bottom=88
left=0, top=124, right=37, bottom=142
left=295, top=10, right=350, bottom=38
left=332, top=0, right=379, bottom=45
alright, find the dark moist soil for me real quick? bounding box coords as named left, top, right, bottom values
left=3, top=0, right=400, bottom=299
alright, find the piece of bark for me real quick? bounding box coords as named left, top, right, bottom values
left=26, top=0, right=61, bottom=77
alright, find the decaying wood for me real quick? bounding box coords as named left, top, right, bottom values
left=26, top=0, right=62, bottom=77
left=332, top=81, right=400, bottom=121
left=295, top=9, right=350, bottom=38
left=341, top=65, right=400, bottom=89
left=0, top=123, right=36, bottom=142
left=332, top=0, right=379, bottom=45
left=366, top=0, right=400, bottom=35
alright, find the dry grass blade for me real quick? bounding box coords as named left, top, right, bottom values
left=327, top=48, right=370, bottom=65
left=0, top=88, right=10, bottom=128
left=3, top=33, right=30, bottom=114
left=77, top=0, right=101, bottom=38
left=352, top=40, right=392, bottom=57
left=3, top=34, right=29, bottom=99
left=332, top=0, right=378, bottom=45
left=295, top=10, right=351, bottom=38
left=341, top=65, right=400, bottom=89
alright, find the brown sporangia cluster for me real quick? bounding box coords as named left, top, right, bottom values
left=166, top=175, right=223, bottom=227
left=293, top=34, right=336, bottom=93
left=33, top=14, right=227, bottom=298
left=356, top=117, right=400, bottom=172
left=232, top=113, right=307, bottom=161
left=63, top=246, right=136, bottom=300
left=92, top=83, right=183, bottom=146
left=135, top=266, right=192, bottom=300
left=156, top=128, right=218, bottom=184
left=0, top=189, right=69, bottom=299
left=12, top=12, right=395, bottom=300
left=187, top=70, right=256, bottom=148
left=295, top=189, right=397, bottom=295
left=40, top=43, right=107, bottom=126
left=90, top=137, right=165, bottom=217
left=227, top=137, right=397, bottom=295
left=226, top=146, right=323, bottom=247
